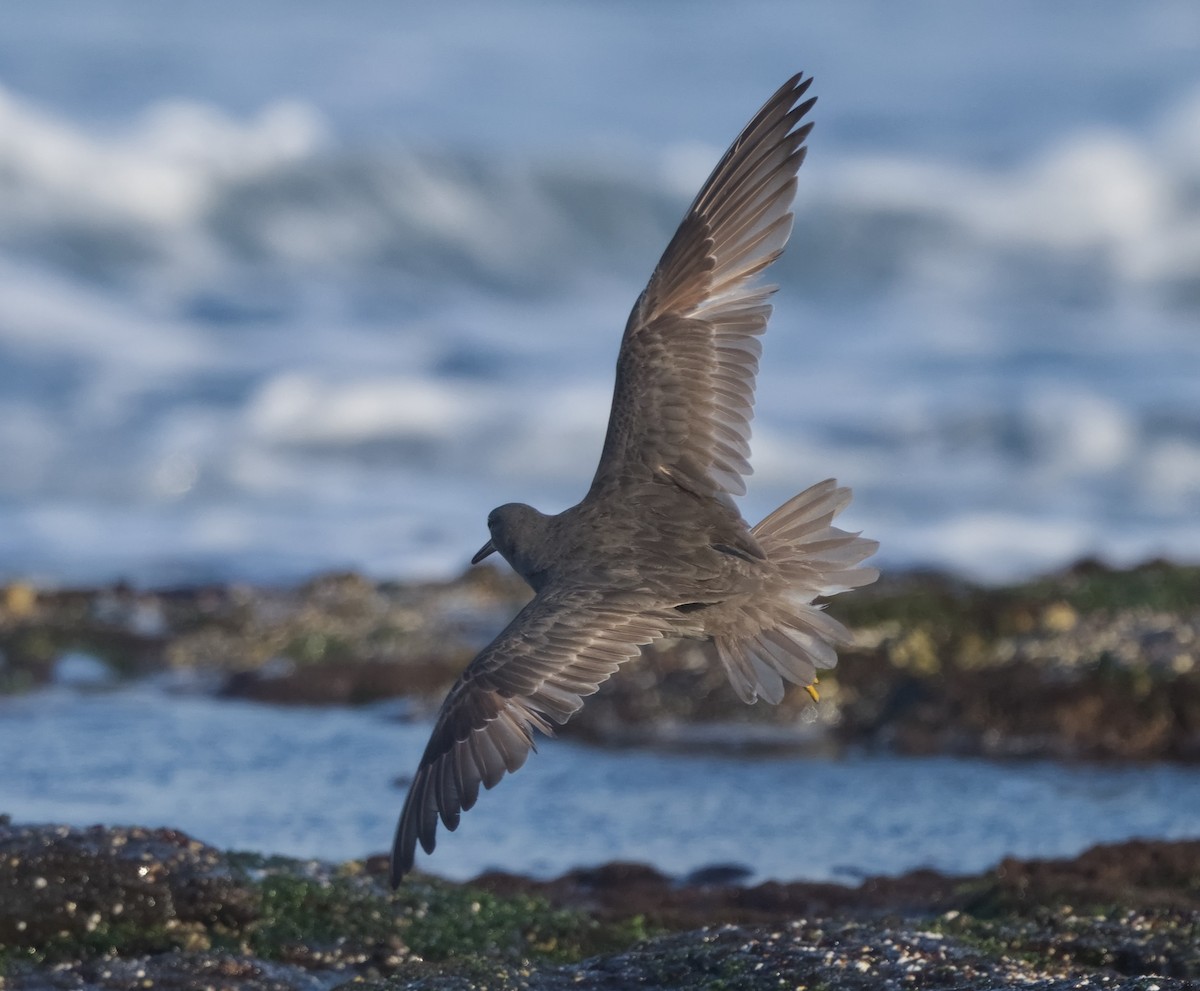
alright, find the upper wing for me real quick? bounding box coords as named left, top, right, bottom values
left=390, top=586, right=672, bottom=884
left=588, top=73, right=816, bottom=505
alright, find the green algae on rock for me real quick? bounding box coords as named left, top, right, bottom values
left=0, top=820, right=649, bottom=988
left=2, top=821, right=1198, bottom=990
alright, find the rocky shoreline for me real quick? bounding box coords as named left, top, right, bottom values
left=3, top=558, right=1199, bottom=761
left=2, top=560, right=1199, bottom=988
left=0, top=820, right=1196, bottom=989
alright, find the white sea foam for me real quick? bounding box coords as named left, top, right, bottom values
left=797, top=90, right=1200, bottom=308
left=2, top=75, right=1199, bottom=305
left=245, top=373, right=489, bottom=446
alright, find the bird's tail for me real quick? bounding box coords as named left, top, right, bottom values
left=712, top=479, right=878, bottom=704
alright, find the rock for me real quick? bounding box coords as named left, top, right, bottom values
left=1, top=821, right=1197, bottom=990
left=0, top=823, right=258, bottom=950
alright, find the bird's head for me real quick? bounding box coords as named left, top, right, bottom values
left=471, top=502, right=548, bottom=568
left=472, top=501, right=556, bottom=587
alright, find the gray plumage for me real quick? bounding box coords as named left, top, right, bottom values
left=390, top=72, right=878, bottom=885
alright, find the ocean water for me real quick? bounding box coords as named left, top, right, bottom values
left=6, top=685, right=1200, bottom=882
left=1, top=2, right=1199, bottom=586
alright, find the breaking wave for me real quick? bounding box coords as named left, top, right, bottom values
left=2, top=81, right=1200, bottom=583
left=2, top=82, right=1200, bottom=308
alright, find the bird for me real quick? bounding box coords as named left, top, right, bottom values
left=390, top=72, right=878, bottom=885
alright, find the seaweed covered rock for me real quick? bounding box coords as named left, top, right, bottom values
left=1, top=821, right=1197, bottom=989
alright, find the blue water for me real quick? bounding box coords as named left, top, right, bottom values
left=3, top=685, right=1198, bottom=883
left=1, top=2, right=1199, bottom=586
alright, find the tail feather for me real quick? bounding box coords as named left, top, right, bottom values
left=713, top=478, right=877, bottom=704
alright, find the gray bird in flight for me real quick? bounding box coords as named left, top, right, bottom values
left=391, top=72, right=878, bottom=884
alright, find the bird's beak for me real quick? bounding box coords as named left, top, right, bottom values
left=471, top=539, right=496, bottom=565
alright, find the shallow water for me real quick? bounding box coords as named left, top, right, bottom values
left=1, top=4, right=1199, bottom=586
left=5, top=685, right=1198, bottom=883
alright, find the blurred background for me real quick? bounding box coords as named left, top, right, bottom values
left=2, top=0, right=1199, bottom=588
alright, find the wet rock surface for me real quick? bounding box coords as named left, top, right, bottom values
left=831, top=560, right=1200, bottom=762
left=4, top=559, right=1200, bottom=761
left=1, top=820, right=1197, bottom=990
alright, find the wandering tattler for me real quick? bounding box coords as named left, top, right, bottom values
left=390, top=72, right=878, bottom=884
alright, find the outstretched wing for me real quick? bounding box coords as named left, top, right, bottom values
left=588, top=73, right=815, bottom=505
left=390, top=586, right=673, bottom=884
